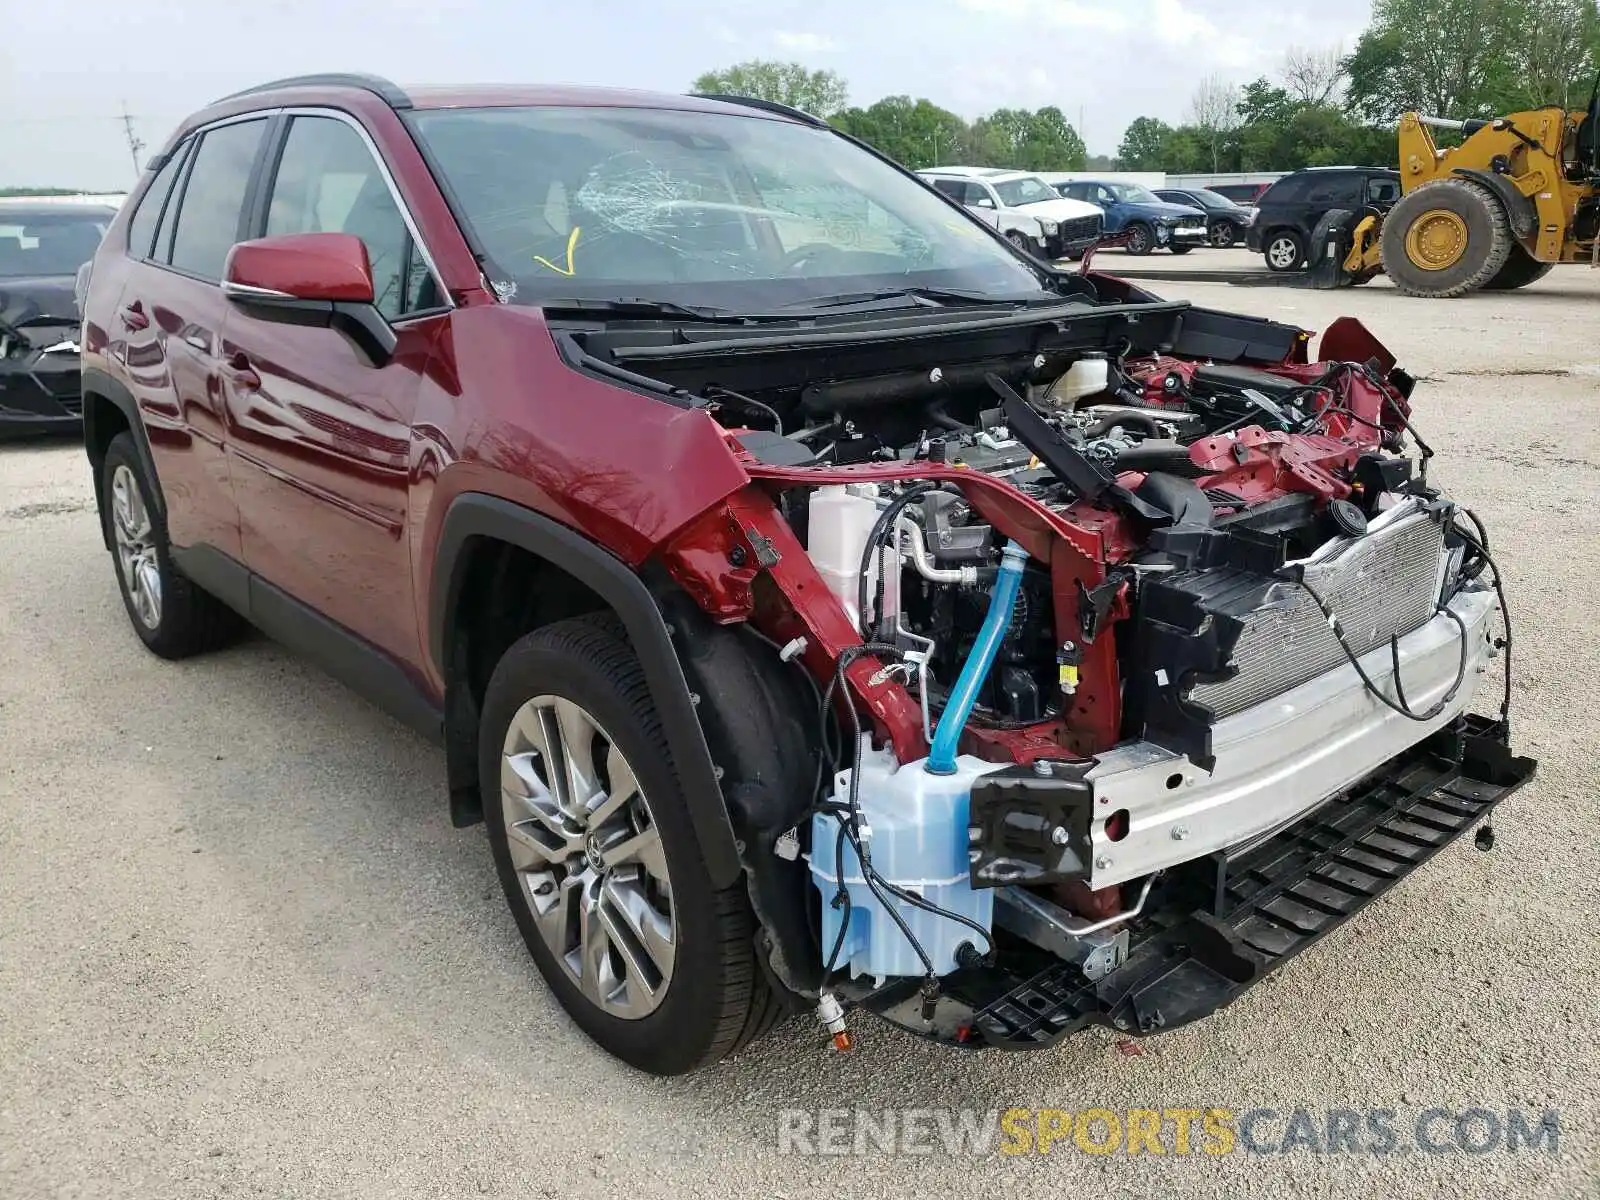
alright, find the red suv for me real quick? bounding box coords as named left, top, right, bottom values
left=80, top=75, right=1532, bottom=1075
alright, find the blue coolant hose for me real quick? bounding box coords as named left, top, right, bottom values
left=926, top=540, right=1029, bottom=775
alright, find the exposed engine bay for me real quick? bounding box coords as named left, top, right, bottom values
left=552, top=277, right=1535, bottom=1051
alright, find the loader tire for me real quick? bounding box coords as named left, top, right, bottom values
left=1482, top=244, right=1556, bottom=290
left=1380, top=178, right=1512, bottom=298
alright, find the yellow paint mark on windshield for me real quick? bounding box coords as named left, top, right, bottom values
left=533, top=226, right=581, bottom=276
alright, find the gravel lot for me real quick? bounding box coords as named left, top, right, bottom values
left=3, top=265, right=1597, bottom=1198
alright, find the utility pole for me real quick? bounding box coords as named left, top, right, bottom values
left=119, top=103, right=145, bottom=179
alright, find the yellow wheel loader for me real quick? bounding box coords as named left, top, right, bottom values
left=1309, top=97, right=1600, bottom=297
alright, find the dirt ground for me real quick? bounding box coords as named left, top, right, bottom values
left=2, top=265, right=1597, bottom=1198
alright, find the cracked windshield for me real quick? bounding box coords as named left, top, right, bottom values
left=409, top=105, right=1048, bottom=309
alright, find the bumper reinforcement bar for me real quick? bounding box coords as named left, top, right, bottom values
left=857, top=715, right=1534, bottom=1049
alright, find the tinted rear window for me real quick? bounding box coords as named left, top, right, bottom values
left=1211, top=184, right=1262, bottom=202
left=1261, top=175, right=1310, bottom=203
left=126, top=144, right=188, bottom=261
left=168, top=119, right=267, bottom=279
left=1304, top=173, right=1361, bottom=205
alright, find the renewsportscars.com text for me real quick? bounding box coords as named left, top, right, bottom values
left=776, top=1106, right=1561, bottom=1157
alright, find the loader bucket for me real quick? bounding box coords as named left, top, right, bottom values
left=1300, top=208, right=1360, bottom=288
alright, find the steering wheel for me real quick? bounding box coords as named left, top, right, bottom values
left=780, top=242, right=839, bottom=273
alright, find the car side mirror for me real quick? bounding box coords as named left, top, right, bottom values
left=222, top=232, right=396, bottom=367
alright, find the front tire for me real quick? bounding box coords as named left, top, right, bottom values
left=1380, top=178, right=1512, bottom=298
left=1209, top=220, right=1238, bottom=248
left=1123, top=223, right=1155, bottom=256
left=1169, top=244, right=1194, bottom=255
left=480, top=616, right=779, bottom=1075
left=101, top=432, right=241, bottom=659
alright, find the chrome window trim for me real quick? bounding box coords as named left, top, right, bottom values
left=274, top=105, right=453, bottom=312
left=153, top=113, right=273, bottom=281
left=162, top=105, right=455, bottom=312
left=219, top=279, right=293, bottom=299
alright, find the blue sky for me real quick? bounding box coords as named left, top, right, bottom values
left=3, top=0, right=1369, bottom=188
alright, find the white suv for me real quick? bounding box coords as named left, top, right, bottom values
left=919, top=167, right=1104, bottom=259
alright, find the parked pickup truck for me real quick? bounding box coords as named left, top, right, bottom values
left=919, top=168, right=1103, bottom=259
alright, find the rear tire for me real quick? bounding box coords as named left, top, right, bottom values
left=480, top=616, right=779, bottom=1075
left=1264, top=230, right=1305, bottom=272
left=1482, top=244, right=1556, bottom=290
left=101, top=432, right=242, bottom=659
left=1380, top=178, right=1512, bottom=298
left=1169, top=244, right=1194, bottom=255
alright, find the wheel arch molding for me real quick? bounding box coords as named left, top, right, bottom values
left=81, top=367, right=165, bottom=550
left=428, top=493, right=743, bottom=888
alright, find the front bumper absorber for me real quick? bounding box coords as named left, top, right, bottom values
left=856, top=715, right=1534, bottom=1048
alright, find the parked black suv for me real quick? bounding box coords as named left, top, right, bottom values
left=1246, top=167, right=1400, bottom=271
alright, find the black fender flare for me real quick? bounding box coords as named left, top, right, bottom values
left=1451, top=168, right=1538, bottom=241
left=428, top=493, right=743, bottom=888
left=81, top=366, right=166, bottom=548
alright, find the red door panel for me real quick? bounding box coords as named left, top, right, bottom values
left=221, top=311, right=437, bottom=663
left=114, top=267, right=241, bottom=558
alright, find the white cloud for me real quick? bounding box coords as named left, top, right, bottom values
left=1151, top=0, right=1218, bottom=41
left=956, top=0, right=1129, bottom=32
left=773, top=30, right=840, bottom=52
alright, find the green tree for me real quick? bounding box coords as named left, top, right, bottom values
left=1022, top=107, right=1088, bottom=170
left=691, top=60, right=849, bottom=118
left=1118, top=116, right=1174, bottom=170
left=1160, top=127, right=1212, bottom=173
left=832, top=95, right=969, bottom=169
left=1344, top=0, right=1521, bottom=121
left=1504, top=0, right=1600, bottom=109
left=969, top=107, right=1087, bottom=170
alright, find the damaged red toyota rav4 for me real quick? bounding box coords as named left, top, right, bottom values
left=79, top=76, right=1534, bottom=1075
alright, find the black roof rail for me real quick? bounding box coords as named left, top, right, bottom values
left=688, top=93, right=826, bottom=127
left=215, top=73, right=412, bottom=110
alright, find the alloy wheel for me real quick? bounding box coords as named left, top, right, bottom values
left=1267, top=236, right=1305, bottom=270
left=1267, top=236, right=1300, bottom=269
left=499, top=695, right=676, bottom=1020
left=110, top=464, right=161, bottom=630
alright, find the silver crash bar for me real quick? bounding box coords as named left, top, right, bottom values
left=1083, top=583, right=1499, bottom=889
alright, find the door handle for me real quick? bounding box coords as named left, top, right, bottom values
left=225, top=352, right=261, bottom=391
left=119, top=301, right=149, bottom=332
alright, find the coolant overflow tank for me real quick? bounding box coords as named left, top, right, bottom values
left=809, top=746, right=996, bottom=982
left=1044, top=355, right=1109, bottom=408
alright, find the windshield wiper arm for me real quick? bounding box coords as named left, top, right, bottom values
left=780, top=286, right=1016, bottom=311
left=537, top=297, right=747, bottom=323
